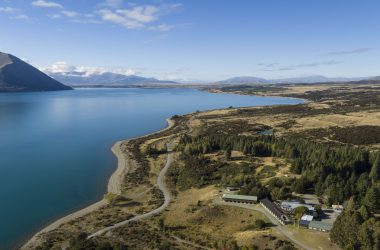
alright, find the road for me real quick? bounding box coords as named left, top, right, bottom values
left=214, top=199, right=313, bottom=250
left=88, top=140, right=174, bottom=239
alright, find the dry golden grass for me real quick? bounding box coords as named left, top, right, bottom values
left=283, top=85, right=331, bottom=94
left=234, top=229, right=290, bottom=248
left=294, top=111, right=380, bottom=131
left=163, top=186, right=275, bottom=246
left=165, top=186, right=219, bottom=225
left=231, top=150, right=244, bottom=158
left=288, top=227, right=341, bottom=250
left=233, top=230, right=270, bottom=245
left=148, top=154, right=166, bottom=183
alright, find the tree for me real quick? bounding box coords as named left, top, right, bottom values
left=158, top=218, right=165, bottom=231
left=369, top=154, right=380, bottom=183
left=254, top=219, right=266, bottom=229
left=291, top=178, right=309, bottom=194
left=363, top=186, right=380, bottom=213
left=330, top=210, right=363, bottom=249
left=345, top=197, right=357, bottom=212
left=358, top=205, right=370, bottom=220
left=313, top=205, right=322, bottom=219
left=293, top=206, right=309, bottom=225
left=225, top=147, right=232, bottom=161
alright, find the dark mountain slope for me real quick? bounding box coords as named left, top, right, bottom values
left=0, top=52, right=72, bottom=92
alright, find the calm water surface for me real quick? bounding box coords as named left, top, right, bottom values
left=0, top=88, right=303, bottom=248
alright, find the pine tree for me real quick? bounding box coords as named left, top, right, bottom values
left=369, top=154, right=380, bottom=183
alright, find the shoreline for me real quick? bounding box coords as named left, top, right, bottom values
left=21, top=118, right=175, bottom=249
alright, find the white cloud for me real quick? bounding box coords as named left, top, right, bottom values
left=98, top=3, right=182, bottom=30
left=42, top=61, right=75, bottom=73
left=98, top=9, right=144, bottom=29
left=0, top=7, right=18, bottom=13
left=32, top=0, right=63, bottom=9
left=117, top=5, right=159, bottom=23
left=41, top=61, right=140, bottom=76
left=61, top=10, right=78, bottom=18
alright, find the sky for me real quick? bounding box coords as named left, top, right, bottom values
left=0, top=0, right=380, bottom=82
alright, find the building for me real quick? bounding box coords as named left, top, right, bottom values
left=225, top=186, right=240, bottom=192
left=281, top=201, right=315, bottom=212
left=332, top=204, right=343, bottom=213
left=299, top=215, right=313, bottom=227
left=222, top=194, right=258, bottom=204
left=308, top=221, right=333, bottom=232
left=260, top=198, right=291, bottom=225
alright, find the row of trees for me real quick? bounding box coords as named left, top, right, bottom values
left=179, top=134, right=380, bottom=210
left=178, top=133, right=380, bottom=249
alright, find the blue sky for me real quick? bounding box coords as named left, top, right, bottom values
left=0, top=0, right=380, bottom=81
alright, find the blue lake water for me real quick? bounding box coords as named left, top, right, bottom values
left=0, top=88, right=303, bottom=249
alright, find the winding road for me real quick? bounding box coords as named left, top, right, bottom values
left=88, top=140, right=174, bottom=239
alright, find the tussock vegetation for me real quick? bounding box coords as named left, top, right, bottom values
left=331, top=125, right=380, bottom=145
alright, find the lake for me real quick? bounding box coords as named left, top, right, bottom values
left=0, top=88, right=303, bottom=249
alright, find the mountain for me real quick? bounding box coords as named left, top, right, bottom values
left=273, top=75, right=367, bottom=83
left=273, top=75, right=331, bottom=83
left=216, top=76, right=269, bottom=84
left=369, top=76, right=380, bottom=80
left=0, top=52, right=72, bottom=92
left=216, top=75, right=368, bottom=84
left=48, top=71, right=177, bottom=86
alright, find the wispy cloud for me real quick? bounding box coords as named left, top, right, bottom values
left=326, top=48, right=372, bottom=56
left=97, top=3, right=183, bottom=31
left=258, top=63, right=278, bottom=67
left=0, top=7, right=18, bottom=13
left=32, top=0, right=63, bottom=9
left=10, top=14, right=31, bottom=20
left=259, top=60, right=342, bottom=72
left=61, top=10, right=79, bottom=18
left=47, top=13, right=61, bottom=19
left=0, top=6, right=33, bottom=21
left=101, top=0, right=124, bottom=8
left=278, top=67, right=294, bottom=71
left=291, top=60, right=343, bottom=68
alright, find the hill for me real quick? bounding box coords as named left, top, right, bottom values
left=0, top=52, right=72, bottom=92
left=48, top=71, right=178, bottom=86
left=216, top=76, right=269, bottom=84
left=216, top=75, right=367, bottom=84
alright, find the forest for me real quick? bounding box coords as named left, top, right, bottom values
left=171, top=133, right=380, bottom=249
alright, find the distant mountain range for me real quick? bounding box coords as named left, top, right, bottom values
left=49, top=73, right=377, bottom=86
left=0, top=52, right=72, bottom=92
left=216, top=75, right=378, bottom=84
left=2, top=51, right=379, bottom=91
left=47, top=71, right=178, bottom=86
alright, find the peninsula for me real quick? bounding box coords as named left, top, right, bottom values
left=22, top=81, right=380, bottom=250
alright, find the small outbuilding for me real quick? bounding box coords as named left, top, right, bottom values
left=225, top=186, right=240, bottom=192
left=299, top=214, right=313, bottom=227
left=332, top=204, right=343, bottom=213
left=222, top=194, right=258, bottom=204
